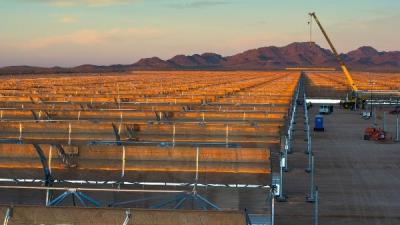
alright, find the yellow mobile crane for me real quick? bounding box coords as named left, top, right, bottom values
left=309, top=12, right=362, bottom=109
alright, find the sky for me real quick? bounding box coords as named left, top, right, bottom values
left=0, top=0, right=399, bottom=67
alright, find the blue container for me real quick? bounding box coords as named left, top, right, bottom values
left=314, top=115, right=324, bottom=132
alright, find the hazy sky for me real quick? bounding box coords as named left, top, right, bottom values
left=0, top=0, right=399, bottom=67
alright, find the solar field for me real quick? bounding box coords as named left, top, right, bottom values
left=0, top=71, right=301, bottom=211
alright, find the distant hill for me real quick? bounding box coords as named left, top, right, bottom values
left=1, top=42, right=399, bottom=75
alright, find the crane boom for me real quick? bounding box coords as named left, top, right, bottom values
left=309, top=12, right=358, bottom=92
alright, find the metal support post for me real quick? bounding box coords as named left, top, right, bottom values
left=244, top=209, right=252, bottom=225
left=123, top=209, right=131, bottom=225
left=313, top=186, right=319, bottom=225
left=303, top=93, right=311, bottom=157
left=305, top=137, right=312, bottom=173
left=396, top=113, right=399, bottom=142
left=383, top=111, right=387, bottom=132
left=271, top=188, right=275, bottom=225
left=45, top=190, right=51, bottom=206
left=287, top=76, right=300, bottom=155
left=225, top=124, right=229, bottom=148
left=68, top=123, right=72, bottom=145
left=277, top=152, right=287, bottom=202
left=112, top=123, right=122, bottom=145
left=283, top=136, right=289, bottom=172
left=306, top=154, right=315, bottom=202
left=2, top=207, right=13, bottom=225
left=32, top=144, right=53, bottom=187
left=287, top=125, right=293, bottom=154
left=354, top=98, right=357, bottom=111
left=305, top=130, right=311, bottom=154
left=19, top=123, right=22, bottom=141
left=121, top=146, right=126, bottom=178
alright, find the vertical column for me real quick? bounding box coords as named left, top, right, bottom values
left=305, top=137, right=313, bottom=173
left=276, top=73, right=302, bottom=202
left=2, top=207, right=13, bottom=225
left=172, top=123, right=176, bottom=148
left=313, top=186, right=319, bottom=225
left=225, top=124, right=229, bottom=148
left=19, top=123, right=23, bottom=141
left=277, top=151, right=287, bottom=202
left=68, top=123, right=72, bottom=145
left=121, top=146, right=126, bottom=178
left=383, top=111, right=387, bottom=132
left=283, top=137, right=289, bottom=172
left=271, top=188, right=275, bottom=225
left=306, top=154, right=316, bottom=202
left=304, top=91, right=313, bottom=176
left=193, top=147, right=200, bottom=193
left=123, top=209, right=132, bottom=225
left=396, top=113, right=399, bottom=142
left=46, top=145, right=53, bottom=206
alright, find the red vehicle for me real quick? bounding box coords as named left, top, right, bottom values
left=364, top=127, right=387, bottom=141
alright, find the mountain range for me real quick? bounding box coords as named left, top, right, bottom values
left=1, top=42, right=399, bottom=75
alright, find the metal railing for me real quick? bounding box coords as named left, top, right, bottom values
left=276, top=74, right=303, bottom=201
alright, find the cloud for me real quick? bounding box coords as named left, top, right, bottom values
left=21, top=28, right=162, bottom=49
left=166, top=1, right=229, bottom=9
left=59, top=15, right=79, bottom=24
left=22, top=0, right=140, bottom=7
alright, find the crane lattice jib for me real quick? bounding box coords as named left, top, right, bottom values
left=309, top=12, right=358, bottom=92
